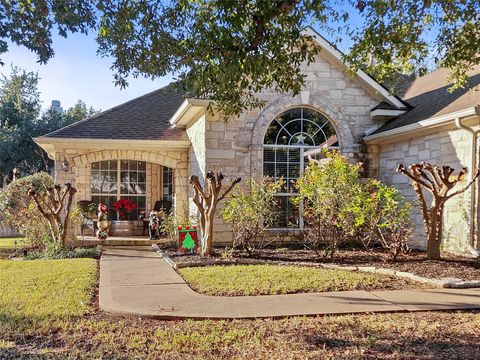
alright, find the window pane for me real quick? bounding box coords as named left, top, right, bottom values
left=264, top=163, right=275, bottom=177
left=137, top=172, right=146, bottom=183
left=108, top=160, right=117, bottom=170
left=272, top=196, right=299, bottom=228
left=121, top=160, right=129, bottom=170
left=138, top=161, right=146, bottom=171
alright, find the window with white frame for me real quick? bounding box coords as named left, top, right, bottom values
left=263, top=107, right=338, bottom=228
left=91, top=160, right=147, bottom=220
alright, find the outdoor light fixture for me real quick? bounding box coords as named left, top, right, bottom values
left=61, top=157, right=70, bottom=172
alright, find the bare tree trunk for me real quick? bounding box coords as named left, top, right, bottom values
left=397, top=163, right=480, bottom=260
left=190, top=172, right=240, bottom=256
left=28, top=183, right=77, bottom=248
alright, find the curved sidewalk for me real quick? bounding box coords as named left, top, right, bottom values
left=99, top=246, right=480, bottom=319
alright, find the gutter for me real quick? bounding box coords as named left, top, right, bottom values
left=454, top=105, right=480, bottom=256
left=364, top=107, right=479, bottom=144
left=169, top=99, right=210, bottom=127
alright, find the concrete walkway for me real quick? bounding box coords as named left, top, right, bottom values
left=99, top=246, right=480, bottom=319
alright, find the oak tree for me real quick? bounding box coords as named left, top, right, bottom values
left=1, top=1, right=479, bottom=116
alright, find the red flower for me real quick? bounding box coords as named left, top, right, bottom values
left=113, top=199, right=137, bottom=219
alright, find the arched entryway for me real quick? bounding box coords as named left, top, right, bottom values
left=90, top=159, right=174, bottom=221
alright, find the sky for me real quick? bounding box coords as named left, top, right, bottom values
left=2, top=32, right=174, bottom=112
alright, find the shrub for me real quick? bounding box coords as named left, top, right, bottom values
left=0, top=172, right=54, bottom=249
left=354, top=180, right=413, bottom=260
left=24, top=246, right=101, bottom=260
left=221, top=178, right=283, bottom=254
left=293, top=151, right=365, bottom=258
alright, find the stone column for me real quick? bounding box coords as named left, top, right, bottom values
left=174, top=166, right=189, bottom=225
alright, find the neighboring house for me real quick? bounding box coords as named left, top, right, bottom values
left=34, top=28, right=480, bottom=254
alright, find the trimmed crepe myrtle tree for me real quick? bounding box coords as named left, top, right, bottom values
left=28, top=183, right=77, bottom=248
left=397, top=162, right=480, bottom=260
left=190, top=172, right=241, bottom=256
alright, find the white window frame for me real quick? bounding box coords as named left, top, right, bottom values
left=263, top=107, right=338, bottom=230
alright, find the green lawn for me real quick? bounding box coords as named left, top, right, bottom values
left=0, top=258, right=97, bottom=321
left=0, top=258, right=478, bottom=358
left=179, top=264, right=420, bottom=296
left=0, top=238, right=29, bottom=249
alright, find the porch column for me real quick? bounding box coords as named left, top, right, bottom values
left=174, top=166, right=189, bottom=225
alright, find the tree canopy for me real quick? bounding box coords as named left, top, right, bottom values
left=1, top=1, right=479, bottom=116
left=0, top=66, right=98, bottom=186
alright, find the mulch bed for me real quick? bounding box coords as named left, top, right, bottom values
left=164, top=246, right=480, bottom=281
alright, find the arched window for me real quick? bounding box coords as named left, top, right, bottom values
left=263, top=107, right=338, bottom=228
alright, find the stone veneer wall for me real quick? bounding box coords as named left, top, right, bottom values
left=53, top=147, right=190, bottom=229
left=189, top=51, right=384, bottom=244
left=376, top=127, right=474, bottom=252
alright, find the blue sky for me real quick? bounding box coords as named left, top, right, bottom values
left=2, top=32, right=173, bottom=112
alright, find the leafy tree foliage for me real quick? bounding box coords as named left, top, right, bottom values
left=0, top=67, right=98, bottom=186
left=0, top=172, right=54, bottom=249
left=1, top=1, right=478, bottom=116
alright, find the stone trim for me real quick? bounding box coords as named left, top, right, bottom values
left=250, top=93, right=353, bottom=150
left=71, top=149, right=186, bottom=169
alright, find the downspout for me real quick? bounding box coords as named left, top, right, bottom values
left=454, top=107, right=480, bottom=256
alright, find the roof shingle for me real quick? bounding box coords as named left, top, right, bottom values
left=43, top=83, right=187, bottom=141
left=373, top=66, right=480, bottom=134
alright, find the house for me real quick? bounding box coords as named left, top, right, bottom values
left=34, top=28, right=480, bottom=254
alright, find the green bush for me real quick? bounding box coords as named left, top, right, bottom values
left=294, top=151, right=413, bottom=260
left=24, top=246, right=101, bottom=260
left=0, top=172, right=54, bottom=249
left=293, top=151, right=364, bottom=257
left=221, top=178, right=283, bottom=254
left=352, top=180, right=413, bottom=260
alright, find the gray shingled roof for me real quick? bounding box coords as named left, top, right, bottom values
left=42, top=83, right=188, bottom=141
left=373, top=66, right=480, bottom=134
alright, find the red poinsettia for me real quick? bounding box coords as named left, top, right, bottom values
left=113, top=199, right=137, bottom=220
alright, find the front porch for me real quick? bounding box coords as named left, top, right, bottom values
left=72, top=235, right=170, bottom=247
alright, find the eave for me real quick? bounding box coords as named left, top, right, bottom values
left=364, top=106, right=480, bottom=144
left=34, top=137, right=191, bottom=159
left=169, top=99, right=211, bottom=128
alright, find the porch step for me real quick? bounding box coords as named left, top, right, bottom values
left=72, top=237, right=167, bottom=247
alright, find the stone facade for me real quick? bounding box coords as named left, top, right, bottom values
left=41, top=40, right=478, bottom=255
left=376, top=126, right=476, bottom=252
left=186, top=51, right=384, bottom=244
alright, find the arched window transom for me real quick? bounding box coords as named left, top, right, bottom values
left=263, top=107, right=338, bottom=229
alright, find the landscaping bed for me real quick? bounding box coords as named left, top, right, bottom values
left=178, top=264, right=429, bottom=296
left=164, top=247, right=480, bottom=281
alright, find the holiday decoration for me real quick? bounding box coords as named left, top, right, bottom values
left=113, top=198, right=137, bottom=220
left=178, top=226, right=198, bottom=255
left=96, top=203, right=109, bottom=240
left=148, top=210, right=161, bottom=240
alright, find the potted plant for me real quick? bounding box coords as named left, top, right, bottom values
left=110, top=199, right=142, bottom=236
left=113, top=199, right=137, bottom=220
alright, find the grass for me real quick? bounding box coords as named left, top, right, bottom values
left=1, top=311, right=479, bottom=359
left=179, top=264, right=419, bottom=296
left=0, top=257, right=478, bottom=358
left=0, top=258, right=97, bottom=321
left=0, top=238, right=29, bottom=249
